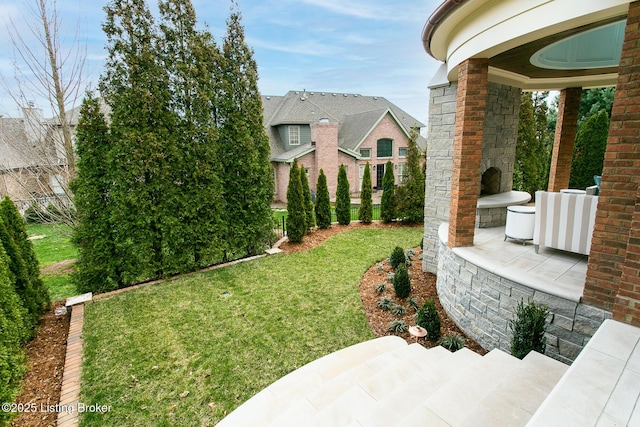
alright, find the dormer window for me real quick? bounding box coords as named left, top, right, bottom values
left=289, top=126, right=300, bottom=145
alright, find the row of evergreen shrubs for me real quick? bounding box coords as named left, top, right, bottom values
left=286, top=127, right=425, bottom=242
left=0, top=197, right=50, bottom=425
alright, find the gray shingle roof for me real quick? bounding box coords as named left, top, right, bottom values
left=262, top=91, right=426, bottom=158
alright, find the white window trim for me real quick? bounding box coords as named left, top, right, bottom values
left=398, top=147, right=408, bottom=158
left=289, top=126, right=300, bottom=145
left=377, top=139, right=393, bottom=159
left=360, top=148, right=371, bottom=159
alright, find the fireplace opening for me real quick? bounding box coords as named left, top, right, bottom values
left=481, top=167, right=501, bottom=195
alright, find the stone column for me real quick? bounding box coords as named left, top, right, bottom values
left=448, top=58, right=488, bottom=248
left=585, top=0, right=640, bottom=320
left=423, top=84, right=457, bottom=273
left=548, top=87, right=581, bottom=192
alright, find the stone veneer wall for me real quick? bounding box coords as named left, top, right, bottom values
left=423, top=84, right=457, bottom=274
left=480, top=84, right=520, bottom=193
left=423, top=82, right=520, bottom=272
left=436, top=236, right=611, bottom=364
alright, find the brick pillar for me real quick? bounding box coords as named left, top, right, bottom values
left=584, top=0, right=640, bottom=314
left=615, top=186, right=640, bottom=326
left=548, top=87, right=581, bottom=192
left=448, top=58, right=488, bottom=248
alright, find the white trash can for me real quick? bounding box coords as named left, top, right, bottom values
left=504, top=205, right=535, bottom=244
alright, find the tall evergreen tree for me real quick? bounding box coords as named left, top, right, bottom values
left=381, top=160, right=396, bottom=222
left=514, top=92, right=550, bottom=198
left=335, top=164, right=351, bottom=225
left=570, top=110, right=609, bottom=189
left=0, top=197, right=49, bottom=313
left=71, top=93, right=121, bottom=293
left=218, top=7, right=274, bottom=258
left=395, top=129, right=425, bottom=223
left=315, top=169, right=331, bottom=229
left=158, top=0, right=225, bottom=269
left=300, top=164, right=315, bottom=229
left=0, top=245, right=28, bottom=426
left=101, top=0, right=177, bottom=283
left=358, top=162, right=373, bottom=224
left=286, top=159, right=306, bottom=243
left=0, top=216, right=39, bottom=333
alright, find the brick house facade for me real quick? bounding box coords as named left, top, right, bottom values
left=263, top=91, right=425, bottom=202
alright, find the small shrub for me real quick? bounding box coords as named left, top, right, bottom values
left=375, top=283, right=386, bottom=293
left=416, top=299, right=441, bottom=340
left=377, top=296, right=393, bottom=311
left=439, top=333, right=466, bottom=352
left=388, top=319, right=408, bottom=333
left=390, top=246, right=406, bottom=269
left=407, top=297, right=419, bottom=311
left=393, top=264, right=411, bottom=298
left=387, top=272, right=395, bottom=281
left=510, top=299, right=549, bottom=359
left=390, top=303, right=406, bottom=316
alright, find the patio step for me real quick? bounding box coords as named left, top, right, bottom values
left=216, top=335, right=407, bottom=427
left=270, top=344, right=480, bottom=426
left=218, top=336, right=570, bottom=427
left=527, top=319, right=640, bottom=426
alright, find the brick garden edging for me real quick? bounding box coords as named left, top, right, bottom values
left=54, top=239, right=288, bottom=425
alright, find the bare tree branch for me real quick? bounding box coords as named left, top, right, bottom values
left=0, top=0, right=87, bottom=226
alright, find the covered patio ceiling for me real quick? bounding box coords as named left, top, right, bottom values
left=422, top=0, right=630, bottom=90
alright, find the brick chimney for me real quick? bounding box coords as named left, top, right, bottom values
left=311, top=119, right=339, bottom=198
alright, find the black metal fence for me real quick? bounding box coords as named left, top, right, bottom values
left=274, top=205, right=381, bottom=239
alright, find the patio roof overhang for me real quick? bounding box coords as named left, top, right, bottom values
left=422, top=0, right=631, bottom=90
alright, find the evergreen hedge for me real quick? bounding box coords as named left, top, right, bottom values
left=315, top=169, right=331, bottom=229
left=0, top=247, right=27, bottom=426
left=300, top=164, right=315, bottom=229
left=381, top=160, right=395, bottom=222
left=335, top=164, right=351, bottom=225
left=570, top=109, right=609, bottom=190
left=286, top=159, right=307, bottom=243
left=358, top=162, right=373, bottom=224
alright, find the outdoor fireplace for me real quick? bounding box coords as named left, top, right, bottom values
left=481, top=167, right=501, bottom=195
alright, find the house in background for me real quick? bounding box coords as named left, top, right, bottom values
left=0, top=105, right=69, bottom=212
left=262, top=90, right=426, bottom=202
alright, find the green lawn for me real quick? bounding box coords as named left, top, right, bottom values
left=80, top=226, right=422, bottom=426
left=27, top=223, right=78, bottom=301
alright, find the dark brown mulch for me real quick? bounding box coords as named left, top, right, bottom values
left=11, top=301, right=70, bottom=427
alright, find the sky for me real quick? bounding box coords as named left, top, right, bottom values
left=0, top=0, right=443, bottom=124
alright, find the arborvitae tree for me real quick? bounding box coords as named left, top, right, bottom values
left=218, top=7, right=274, bottom=258
left=578, top=87, right=615, bottom=125
left=315, top=169, right=331, bottom=229
left=381, top=160, right=396, bottom=222
left=71, top=93, right=122, bottom=293
left=286, top=159, right=306, bottom=243
left=158, top=0, right=225, bottom=269
left=395, top=129, right=425, bottom=223
left=358, top=162, right=373, bottom=223
left=393, top=264, right=411, bottom=298
left=300, top=164, right=315, bottom=230
left=570, top=110, right=609, bottom=190
left=0, top=246, right=28, bottom=426
left=514, top=92, right=551, bottom=198
left=0, top=216, right=39, bottom=334
left=335, top=164, right=351, bottom=225
left=0, top=197, right=49, bottom=313
left=101, top=0, right=177, bottom=283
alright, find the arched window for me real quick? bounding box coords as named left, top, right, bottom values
left=377, top=138, right=393, bottom=158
